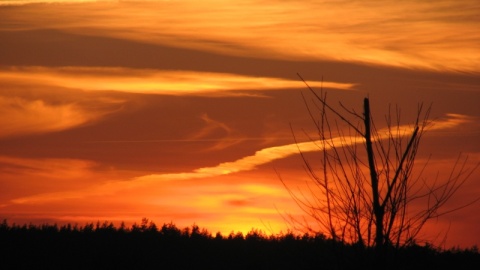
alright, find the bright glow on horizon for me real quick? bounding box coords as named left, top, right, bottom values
left=3, top=112, right=477, bottom=241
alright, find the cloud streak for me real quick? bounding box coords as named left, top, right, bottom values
left=0, top=155, right=103, bottom=206
left=0, top=96, right=111, bottom=138
left=0, top=66, right=353, bottom=96
left=8, top=112, right=472, bottom=206
left=188, top=113, right=245, bottom=151
left=1, top=1, right=478, bottom=72
left=136, top=113, right=474, bottom=183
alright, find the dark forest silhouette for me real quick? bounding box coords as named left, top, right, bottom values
left=1, top=219, right=478, bottom=270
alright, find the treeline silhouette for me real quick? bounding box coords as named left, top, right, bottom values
left=1, top=218, right=478, bottom=270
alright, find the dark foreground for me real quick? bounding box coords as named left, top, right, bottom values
left=1, top=220, right=478, bottom=270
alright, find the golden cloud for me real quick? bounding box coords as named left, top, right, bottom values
left=6, top=113, right=473, bottom=206
left=0, top=66, right=354, bottom=95
left=137, top=113, right=474, bottom=183
left=0, top=95, right=106, bottom=138
left=1, top=1, right=478, bottom=72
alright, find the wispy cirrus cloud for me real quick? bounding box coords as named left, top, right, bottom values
left=0, top=155, right=96, bottom=181
left=1, top=1, right=478, bottom=72
left=0, top=66, right=353, bottom=96
left=188, top=113, right=244, bottom=151
left=5, top=112, right=475, bottom=223
left=135, top=113, right=476, bottom=183
left=0, top=95, right=114, bottom=138
left=0, top=155, right=103, bottom=206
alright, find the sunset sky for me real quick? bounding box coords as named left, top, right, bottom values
left=0, top=0, right=479, bottom=248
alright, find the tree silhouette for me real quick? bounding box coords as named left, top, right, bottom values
left=281, top=75, right=479, bottom=262
left=0, top=219, right=478, bottom=269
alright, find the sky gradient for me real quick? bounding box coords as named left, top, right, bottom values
left=0, top=0, right=479, bottom=248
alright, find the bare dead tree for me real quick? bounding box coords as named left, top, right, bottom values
left=280, top=75, right=479, bottom=253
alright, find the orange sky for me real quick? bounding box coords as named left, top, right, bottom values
left=0, top=0, right=479, bottom=248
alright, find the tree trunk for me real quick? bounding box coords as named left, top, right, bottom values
left=363, top=98, right=384, bottom=249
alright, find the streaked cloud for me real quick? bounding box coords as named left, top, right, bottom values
left=0, top=155, right=104, bottom=205
left=188, top=113, right=244, bottom=151
left=1, top=1, right=478, bottom=72
left=0, top=66, right=353, bottom=96
left=0, top=155, right=95, bottom=178
left=135, top=113, right=475, bottom=183
left=0, top=95, right=111, bottom=138
left=429, top=113, right=474, bottom=131
left=7, top=112, right=473, bottom=206
left=3, top=112, right=477, bottom=240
